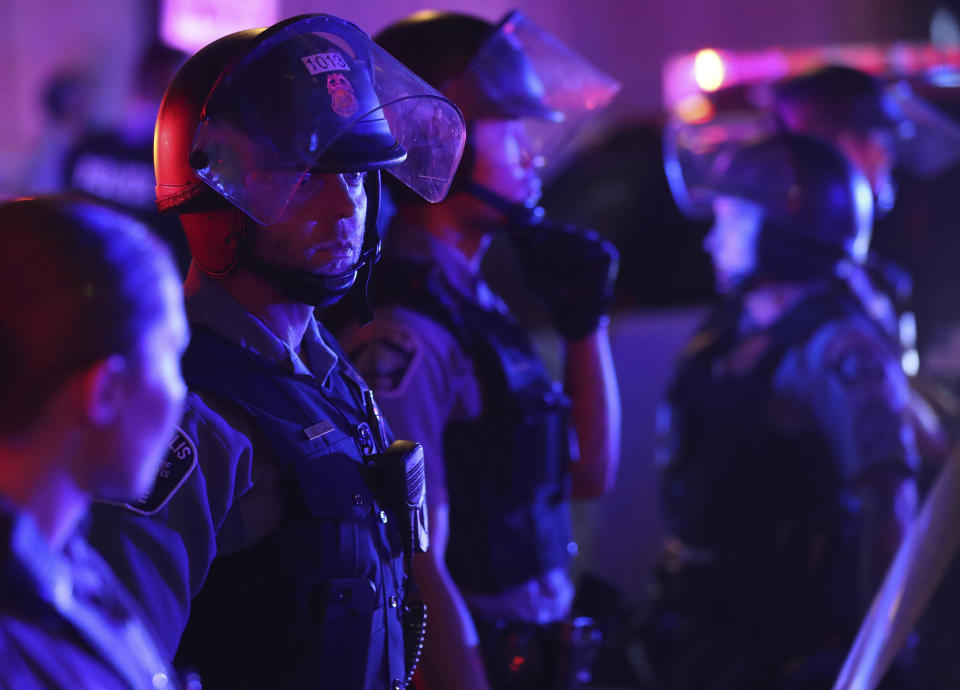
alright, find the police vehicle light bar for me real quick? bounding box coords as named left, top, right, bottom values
left=663, top=42, right=960, bottom=113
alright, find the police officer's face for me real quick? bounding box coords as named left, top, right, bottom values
left=705, top=196, right=764, bottom=291
left=471, top=119, right=543, bottom=207
left=837, top=129, right=896, bottom=213
left=252, top=172, right=367, bottom=276
left=98, top=272, right=189, bottom=500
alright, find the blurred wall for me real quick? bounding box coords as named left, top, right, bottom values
left=0, top=0, right=144, bottom=192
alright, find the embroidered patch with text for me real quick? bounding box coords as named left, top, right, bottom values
left=122, top=427, right=198, bottom=516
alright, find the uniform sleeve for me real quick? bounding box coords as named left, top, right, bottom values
left=0, top=625, right=54, bottom=690
left=87, top=391, right=263, bottom=658
left=338, top=306, right=482, bottom=508
left=778, top=317, right=920, bottom=483
left=0, top=625, right=30, bottom=690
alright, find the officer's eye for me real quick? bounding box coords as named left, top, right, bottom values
left=343, top=172, right=366, bottom=187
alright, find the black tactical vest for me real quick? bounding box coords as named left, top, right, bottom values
left=370, top=256, right=574, bottom=593
left=174, top=326, right=407, bottom=690
left=657, top=290, right=871, bottom=640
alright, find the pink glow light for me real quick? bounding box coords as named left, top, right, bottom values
left=160, top=0, right=280, bottom=54
left=663, top=42, right=960, bottom=112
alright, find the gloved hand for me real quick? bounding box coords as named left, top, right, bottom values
left=506, top=219, right=619, bottom=340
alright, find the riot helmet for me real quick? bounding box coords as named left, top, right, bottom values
left=773, top=66, right=903, bottom=139
left=773, top=66, right=903, bottom=213
left=154, top=14, right=465, bottom=309
left=773, top=65, right=960, bottom=213
left=375, top=10, right=619, bottom=220
left=697, top=133, right=873, bottom=287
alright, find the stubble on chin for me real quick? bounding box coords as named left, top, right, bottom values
left=310, top=241, right=363, bottom=276
left=317, top=256, right=359, bottom=277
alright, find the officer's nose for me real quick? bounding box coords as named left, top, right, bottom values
left=320, top=174, right=362, bottom=222
left=294, top=173, right=362, bottom=223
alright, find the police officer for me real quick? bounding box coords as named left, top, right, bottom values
left=774, top=66, right=901, bottom=215
left=61, top=43, right=192, bottom=274
left=649, top=133, right=920, bottom=690
left=775, top=69, right=908, bottom=330
left=334, top=11, right=621, bottom=690
left=776, top=69, right=960, bottom=689
left=0, top=196, right=187, bottom=688
left=773, top=67, right=942, bottom=406
left=86, top=14, right=464, bottom=689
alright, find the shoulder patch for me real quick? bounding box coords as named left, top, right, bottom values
left=348, top=324, right=423, bottom=396
left=832, top=346, right=887, bottom=386
left=822, top=329, right=890, bottom=388
left=123, top=427, right=198, bottom=516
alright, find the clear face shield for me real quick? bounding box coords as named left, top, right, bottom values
left=667, top=76, right=960, bottom=220
left=449, top=10, right=621, bottom=175
left=887, top=80, right=960, bottom=179
left=667, top=122, right=875, bottom=285
left=189, top=14, right=466, bottom=225
left=663, top=109, right=775, bottom=219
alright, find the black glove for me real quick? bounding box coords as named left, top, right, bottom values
left=507, top=218, right=619, bottom=340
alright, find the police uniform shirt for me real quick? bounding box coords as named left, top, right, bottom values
left=0, top=501, right=174, bottom=689
left=337, top=226, right=575, bottom=624
left=771, top=292, right=920, bottom=481
left=86, top=270, right=354, bottom=657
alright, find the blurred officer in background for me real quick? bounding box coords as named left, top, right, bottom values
left=774, top=65, right=954, bottom=462
left=776, top=68, right=960, bottom=690
left=87, top=14, right=464, bottom=689
left=650, top=133, right=919, bottom=690
left=334, top=11, right=621, bottom=690
left=18, top=71, right=95, bottom=194
left=0, top=196, right=186, bottom=688
left=61, top=43, right=192, bottom=274
left=774, top=66, right=901, bottom=215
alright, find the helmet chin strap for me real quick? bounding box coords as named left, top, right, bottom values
left=247, top=243, right=379, bottom=309
left=465, top=181, right=546, bottom=228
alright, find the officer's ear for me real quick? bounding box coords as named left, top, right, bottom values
left=177, top=207, right=248, bottom=277
left=80, top=355, right=128, bottom=426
